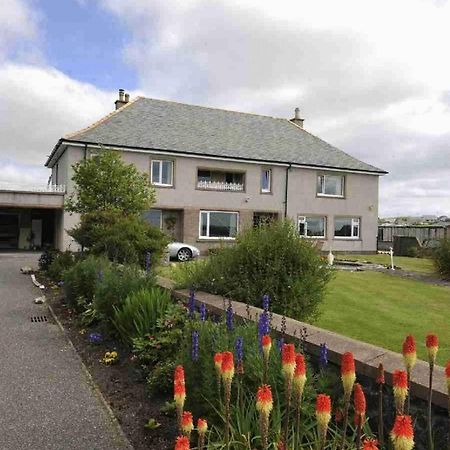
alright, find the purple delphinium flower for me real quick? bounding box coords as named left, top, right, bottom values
left=89, top=332, right=103, bottom=344
left=277, top=337, right=284, bottom=352
left=319, top=343, right=328, bottom=368
left=188, top=288, right=196, bottom=319
left=226, top=302, right=234, bottom=331
left=191, top=330, right=199, bottom=361
left=235, top=336, right=244, bottom=365
left=262, top=294, right=270, bottom=312
left=145, top=252, right=151, bottom=275
left=258, top=310, right=270, bottom=350
left=199, top=303, right=207, bottom=321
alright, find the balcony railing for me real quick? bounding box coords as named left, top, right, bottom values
left=197, top=180, right=244, bottom=192
left=0, top=183, right=66, bottom=193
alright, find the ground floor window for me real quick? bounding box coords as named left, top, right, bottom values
left=334, top=217, right=360, bottom=239
left=143, top=209, right=162, bottom=228
left=199, top=211, right=238, bottom=239
left=298, top=216, right=326, bottom=238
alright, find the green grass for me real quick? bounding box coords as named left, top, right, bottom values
left=337, top=254, right=435, bottom=275
left=316, top=271, right=450, bottom=366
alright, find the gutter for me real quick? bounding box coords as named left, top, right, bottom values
left=47, top=138, right=388, bottom=175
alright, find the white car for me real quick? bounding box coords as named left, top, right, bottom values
left=167, top=242, right=201, bottom=262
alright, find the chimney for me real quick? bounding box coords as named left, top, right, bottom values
left=290, top=107, right=304, bottom=128
left=115, top=88, right=130, bottom=110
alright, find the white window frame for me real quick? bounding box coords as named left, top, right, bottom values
left=151, top=159, right=174, bottom=186
left=199, top=210, right=239, bottom=240
left=334, top=217, right=360, bottom=239
left=261, top=169, right=272, bottom=193
left=298, top=216, right=327, bottom=239
left=317, top=174, right=345, bottom=198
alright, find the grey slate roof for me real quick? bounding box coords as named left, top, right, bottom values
left=62, top=97, right=386, bottom=173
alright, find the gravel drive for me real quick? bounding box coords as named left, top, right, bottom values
left=0, top=253, right=132, bottom=450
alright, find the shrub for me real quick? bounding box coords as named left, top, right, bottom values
left=38, top=247, right=59, bottom=272
left=69, top=210, right=168, bottom=267
left=173, top=220, right=334, bottom=321
left=112, top=287, right=172, bottom=344
left=47, top=251, right=78, bottom=281
left=63, top=256, right=111, bottom=311
left=432, top=238, right=450, bottom=279
left=93, top=264, right=154, bottom=319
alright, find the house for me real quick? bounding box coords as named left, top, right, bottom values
left=45, top=90, right=387, bottom=254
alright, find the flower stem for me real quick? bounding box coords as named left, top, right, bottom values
left=339, top=395, right=350, bottom=450
left=406, top=369, right=411, bottom=414
left=355, top=416, right=362, bottom=450
left=378, top=384, right=384, bottom=447
left=224, top=380, right=231, bottom=447
left=295, top=395, right=302, bottom=449
left=283, top=378, right=293, bottom=445
left=428, top=362, right=434, bottom=450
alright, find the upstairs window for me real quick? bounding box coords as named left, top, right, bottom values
left=317, top=174, right=344, bottom=197
left=151, top=160, right=173, bottom=186
left=334, top=217, right=360, bottom=239
left=261, top=169, right=272, bottom=193
left=298, top=216, right=326, bottom=238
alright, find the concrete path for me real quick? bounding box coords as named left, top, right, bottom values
left=0, top=253, right=132, bottom=450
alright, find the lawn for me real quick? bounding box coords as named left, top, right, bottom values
left=316, top=270, right=450, bottom=366
left=337, top=254, right=436, bottom=275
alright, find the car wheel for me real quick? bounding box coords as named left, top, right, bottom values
left=177, top=247, right=192, bottom=262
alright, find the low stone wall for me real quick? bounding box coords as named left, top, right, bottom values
left=157, top=276, right=448, bottom=410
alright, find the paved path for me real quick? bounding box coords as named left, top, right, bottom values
left=0, top=253, right=132, bottom=450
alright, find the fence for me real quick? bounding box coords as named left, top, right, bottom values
left=378, top=225, right=449, bottom=244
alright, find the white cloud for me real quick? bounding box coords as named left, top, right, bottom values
left=98, top=0, right=450, bottom=216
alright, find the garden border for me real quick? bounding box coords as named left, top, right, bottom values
left=157, top=276, right=449, bottom=409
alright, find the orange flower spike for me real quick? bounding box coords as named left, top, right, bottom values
left=181, top=411, right=194, bottom=436
left=425, top=334, right=439, bottom=364
left=362, top=438, right=380, bottom=450
left=174, top=365, right=185, bottom=384
left=281, top=343, right=296, bottom=380
left=315, top=394, right=332, bottom=438
left=220, top=351, right=235, bottom=383
left=341, top=352, right=356, bottom=396
left=376, top=363, right=385, bottom=384
left=175, top=435, right=190, bottom=450
left=262, top=335, right=272, bottom=359
left=393, top=370, right=408, bottom=413
left=354, top=383, right=366, bottom=418
left=446, top=360, right=450, bottom=391
left=390, top=415, right=414, bottom=450
left=256, top=384, right=274, bottom=417
left=293, top=353, right=307, bottom=396
left=197, top=418, right=208, bottom=435
left=402, top=335, right=417, bottom=372
left=174, top=379, right=186, bottom=407
left=214, top=352, right=223, bottom=373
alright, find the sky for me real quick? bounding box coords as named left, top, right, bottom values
left=1, top=0, right=449, bottom=217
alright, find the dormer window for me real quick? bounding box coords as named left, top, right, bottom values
left=317, top=174, right=344, bottom=197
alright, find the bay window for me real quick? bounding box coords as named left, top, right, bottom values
left=199, top=211, right=238, bottom=239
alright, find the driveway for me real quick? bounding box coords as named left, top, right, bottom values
left=0, top=253, right=131, bottom=450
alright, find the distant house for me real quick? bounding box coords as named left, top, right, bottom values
left=45, top=90, right=387, bottom=254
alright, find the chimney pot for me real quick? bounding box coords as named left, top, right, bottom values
left=118, top=89, right=125, bottom=101
left=290, top=107, right=304, bottom=129
left=115, top=89, right=128, bottom=110
left=124, top=93, right=130, bottom=102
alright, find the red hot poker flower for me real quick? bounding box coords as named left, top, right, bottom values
left=262, top=335, right=272, bottom=358
left=181, top=411, right=194, bottom=435
left=341, top=352, right=356, bottom=396
left=281, top=343, right=296, bottom=379
left=197, top=418, right=208, bottom=435
left=402, top=335, right=417, bottom=371
left=362, top=438, right=380, bottom=450
left=393, top=370, right=408, bottom=414
left=390, top=415, right=414, bottom=450
left=293, top=353, right=307, bottom=396
left=354, top=383, right=366, bottom=416
left=175, top=435, right=190, bottom=450
left=376, top=363, right=385, bottom=384
left=174, top=379, right=186, bottom=407
left=220, top=351, right=235, bottom=383
left=315, top=394, right=331, bottom=439
left=425, top=334, right=439, bottom=364
left=214, top=353, right=223, bottom=373
left=174, top=365, right=185, bottom=383
left=256, top=384, right=273, bottom=417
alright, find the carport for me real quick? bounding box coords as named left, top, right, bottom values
left=0, top=187, right=64, bottom=250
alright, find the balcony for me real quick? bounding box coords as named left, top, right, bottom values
left=197, top=169, right=245, bottom=192
left=197, top=180, right=244, bottom=192
left=0, top=183, right=66, bottom=193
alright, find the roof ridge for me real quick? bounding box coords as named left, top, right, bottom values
left=64, top=96, right=142, bottom=140
left=137, top=95, right=288, bottom=121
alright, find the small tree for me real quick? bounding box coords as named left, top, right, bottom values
left=65, top=150, right=155, bottom=215
left=432, top=239, right=450, bottom=280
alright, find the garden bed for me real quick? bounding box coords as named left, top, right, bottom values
left=45, top=283, right=176, bottom=450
